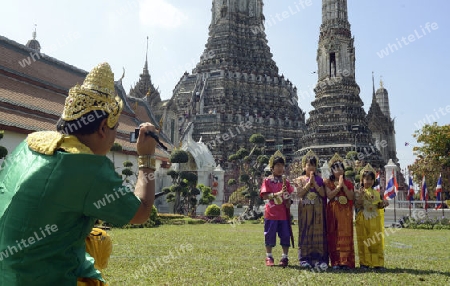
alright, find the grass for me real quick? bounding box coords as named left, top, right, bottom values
left=102, top=223, right=450, bottom=286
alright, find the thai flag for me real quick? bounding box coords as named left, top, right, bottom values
left=374, top=172, right=381, bottom=192
left=384, top=170, right=397, bottom=200
left=435, top=174, right=443, bottom=210
left=407, top=176, right=415, bottom=202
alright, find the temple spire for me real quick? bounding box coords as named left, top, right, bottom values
left=144, top=36, right=149, bottom=73
left=372, top=71, right=376, bottom=98
left=26, top=24, right=41, bottom=52
left=32, top=24, right=37, bottom=40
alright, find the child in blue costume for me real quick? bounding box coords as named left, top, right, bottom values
left=260, top=150, right=294, bottom=267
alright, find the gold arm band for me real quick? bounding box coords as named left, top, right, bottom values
left=138, top=155, right=156, bottom=171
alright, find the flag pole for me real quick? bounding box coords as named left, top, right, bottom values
left=409, top=198, right=411, bottom=218
left=394, top=194, right=396, bottom=223
left=442, top=189, right=445, bottom=217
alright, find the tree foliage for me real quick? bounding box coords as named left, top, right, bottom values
left=121, top=160, right=134, bottom=183
left=346, top=151, right=358, bottom=161
left=170, top=149, right=189, bottom=163
left=228, top=186, right=248, bottom=205
left=409, top=123, right=450, bottom=198
left=249, top=133, right=265, bottom=145
left=165, top=160, right=216, bottom=215
left=198, top=184, right=216, bottom=206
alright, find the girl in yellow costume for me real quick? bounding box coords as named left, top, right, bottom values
left=355, top=164, right=389, bottom=270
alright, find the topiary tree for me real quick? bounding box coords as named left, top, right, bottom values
left=170, top=149, right=189, bottom=163
left=228, top=134, right=267, bottom=219
left=205, top=204, right=221, bottom=217
left=249, top=133, right=266, bottom=145
left=198, top=184, right=216, bottom=206
left=346, top=151, right=358, bottom=161
left=121, top=160, right=135, bottom=183
left=166, top=149, right=192, bottom=214
left=110, top=142, right=122, bottom=167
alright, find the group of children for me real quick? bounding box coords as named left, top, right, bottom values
left=260, top=150, right=389, bottom=270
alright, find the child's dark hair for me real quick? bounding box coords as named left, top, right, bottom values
left=56, top=110, right=108, bottom=135
left=271, top=157, right=285, bottom=169
left=361, top=171, right=379, bottom=188
left=329, top=161, right=346, bottom=181
left=301, top=156, right=317, bottom=175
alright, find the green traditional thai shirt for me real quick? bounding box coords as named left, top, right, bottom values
left=0, top=131, right=141, bottom=285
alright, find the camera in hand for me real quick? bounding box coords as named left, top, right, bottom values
left=130, top=128, right=168, bottom=151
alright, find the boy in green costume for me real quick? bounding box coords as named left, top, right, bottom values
left=0, top=63, right=157, bottom=285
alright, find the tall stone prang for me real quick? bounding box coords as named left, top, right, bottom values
left=367, top=76, right=397, bottom=164
left=298, top=0, right=384, bottom=167
left=168, top=0, right=306, bottom=165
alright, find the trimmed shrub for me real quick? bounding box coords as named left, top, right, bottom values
left=205, top=204, right=221, bottom=217
left=221, top=203, right=234, bottom=218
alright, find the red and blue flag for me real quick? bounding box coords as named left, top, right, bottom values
left=384, top=170, right=397, bottom=200
left=407, top=176, right=415, bottom=202
left=435, top=174, right=443, bottom=210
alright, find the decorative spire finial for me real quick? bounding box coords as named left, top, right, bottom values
left=146, top=36, right=149, bottom=61
left=372, top=71, right=375, bottom=96
left=32, top=24, right=37, bottom=40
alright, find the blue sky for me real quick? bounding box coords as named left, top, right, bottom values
left=1, top=0, right=449, bottom=170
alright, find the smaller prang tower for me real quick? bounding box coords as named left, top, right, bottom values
left=367, top=75, right=397, bottom=164
left=298, top=0, right=384, bottom=167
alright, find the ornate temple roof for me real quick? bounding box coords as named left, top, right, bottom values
left=0, top=35, right=171, bottom=159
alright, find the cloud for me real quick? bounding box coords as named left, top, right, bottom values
left=139, top=0, right=187, bottom=29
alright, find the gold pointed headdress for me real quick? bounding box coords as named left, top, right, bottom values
left=302, top=150, right=319, bottom=168
left=61, top=62, right=123, bottom=128
left=269, top=150, right=285, bottom=169
left=360, top=163, right=376, bottom=177
left=328, top=153, right=344, bottom=167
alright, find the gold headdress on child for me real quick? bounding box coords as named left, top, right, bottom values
left=302, top=150, right=319, bottom=168
left=269, top=150, right=285, bottom=169
left=61, top=62, right=123, bottom=128
left=328, top=153, right=344, bottom=167
left=360, top=163, right=376, bottom=177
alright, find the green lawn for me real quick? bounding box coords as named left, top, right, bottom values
left=102, top=224, right=450, bottom=286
